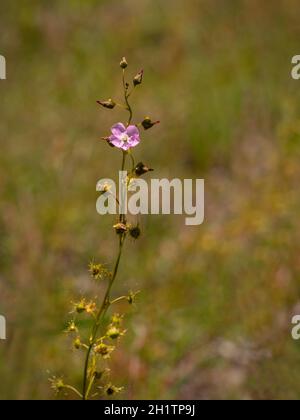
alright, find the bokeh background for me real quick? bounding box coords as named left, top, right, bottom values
left=1, top=0, right=300, bottom=400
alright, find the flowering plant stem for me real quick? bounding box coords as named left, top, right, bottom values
left=51, top=57, right=158, bottom=400
left=82, top=155, right=128, bottom=400
left=82, top=231, right=125, bottom=400
left=82, top=74, right=131, bottom=399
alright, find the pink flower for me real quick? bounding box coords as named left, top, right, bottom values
left=109, top=123, right=140, bottom=151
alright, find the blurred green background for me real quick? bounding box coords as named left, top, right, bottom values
left=1, top=0, right=300, bottom=400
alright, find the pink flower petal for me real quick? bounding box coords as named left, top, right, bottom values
left=126, top=125, right=140, bottom=137
left=111, top=123, right=126, bottom=137
left=109, top=136, right=124, bottom=148
left=122, top=143, right=131, bottom=151
left=128, top=136, right=140, bottom=148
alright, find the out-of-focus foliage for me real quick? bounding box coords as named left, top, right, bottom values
left=1, top=0, right=300, bottom=399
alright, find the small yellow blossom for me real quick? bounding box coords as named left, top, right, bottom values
left=127, top=290, right=140, bottom=305
left=106, top=325, right=126, bottom=340
left=49, top=377, right=65, bottom=394
left=104, top=383, right=124, bottom=396
left=65, top=320, right=78, bottom=334
left=113, top=223, right=128, bottom=235
left=73, top=298, right=87, bottom=314
left=73, top=337, right=83, bottom=350
left=94, top=342, right=115, bottom=359
left=86, top=301, right=97, bottom=315
left=111, top=313, right=123, bottom=326
left=88, top=262, right=110, bottom=281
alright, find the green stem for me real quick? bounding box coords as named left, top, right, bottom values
left=82, top=237, right=125, bottom=400
left=120, top=151, right=127, bottom=224
left=82, top=69, right=133, bottom=400
left=82, top=153, right=127, bottom=401
left=110, top=295, right=127, bottom=305
left=85, top=372, right=96, bottom=400
left=122, top=70, right=133, bottom=125
left=128, top=151, right=135, bottom=172
left=64, top=385, right=83, bottom=399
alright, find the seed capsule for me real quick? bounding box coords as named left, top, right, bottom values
left=135, top=162, right=154, bottom=177
left=129, top=225, right=141, bottom=239
left=133, top=70, right=144, bottom=86
left=142, top=117, right=160, bottom=130
left=97, top=99, right=116, bottom=109
left=113, top=223, right=128, bottom=235
left=120, top=57, right=128, bottom=69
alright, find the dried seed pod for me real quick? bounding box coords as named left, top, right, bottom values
left=120, top=57, right=128, bottom=69
left=133, top=69, right=144, bottom=86
left=135, top=162, right=154, bottom=176
left=97, top=99, right=116, bottom=109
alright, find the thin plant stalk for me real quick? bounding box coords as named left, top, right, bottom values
left=52, top=57, right=157, bottom=401
left=82, top=76, right=133, bottom=400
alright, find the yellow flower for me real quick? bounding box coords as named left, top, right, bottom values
left=94, top=342, right=115, bottom=359
left=88, top=262, right=109, bottom=281
left=65, top=321, right=78, bottom=334
left=111, top=313, right=123, bottom=326
left=86, top=301, right=97, bottom=315
left=106, top=325, right=126, bottom=340
left=73, top=298, right=87, bottom=314
left=127, top=290, right=139, bottom=305
left=104, top=383, right=123, bottom=396
left=49, top=377, right=65, bottom=394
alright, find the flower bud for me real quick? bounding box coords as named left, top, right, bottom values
left=142, top=117, right=160, bottom=130
left=135, top=162, right=154, bottom=177
left=129, top=225, right=141, bottom=239
left=66, top=321, right=78, bottom=334
left=93, top=371, right=104, bottom=380
left=101, top=137, right=116, bottom=148
left=97, top=99, right=116, bottom=109
left=73, top=337, right=82, bottom=350
left=127, top=290, right=139, bottom=305
left=120, top=57, right=128, bottom=69
left=113, top=222, right=128, bottom=235
left=133, top=69, right=144, bottom=86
